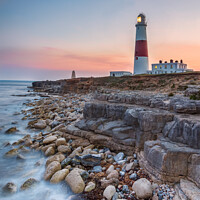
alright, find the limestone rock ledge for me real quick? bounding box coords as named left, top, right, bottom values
left=64, top=90, right=200, bottom=199
left=139, top=139, right=200, bottom=185
left=63, top=124, right=135, bottom=155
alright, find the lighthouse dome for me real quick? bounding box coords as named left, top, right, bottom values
left=137, top=13, right=146, bottom=24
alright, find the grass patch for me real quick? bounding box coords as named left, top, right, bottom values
left=190, top=93, right=200, bottom=100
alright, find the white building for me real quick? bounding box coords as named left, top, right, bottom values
left=110, top=71, right=132, bottom=77
left=148, top=60, right=189, bottom=74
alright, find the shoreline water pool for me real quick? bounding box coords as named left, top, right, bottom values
left=0, top=80, right=72, bottom=200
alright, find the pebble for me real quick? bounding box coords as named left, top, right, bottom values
left=107, top=154, right=113, bottom=159
left=91, top=165, right=102, bottom=173
left=119, top=171, right=125, bottom=176
left=20, top=178, right=38, bottom=190
left=80, top=171, right=89, bottom=180
left=3, top=182, right=17, bottom=193
left=154, top=184, right=176, bottom=200
left=129, top=172, right=138, bottom=180
left=61, top=157, right=72, bottom=168
left=84, top=182, right=96, bottom=192
left=122, top=185, right=129, bottom=194
left=106, top=165, right=115, bottom=174
left=114, top=152, right=124, bottom=162
left=117, top=160, right=126, bottom=165
left=112, top=192, right=119, bottom=200
left=103, top=185, right=116, bottom=200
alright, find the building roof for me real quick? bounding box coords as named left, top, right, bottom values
left=110, top=71, right=132, bottom=73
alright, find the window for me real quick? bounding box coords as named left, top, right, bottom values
left=137, top=17, right=142, bottom=23
left=160, top=65, right=162, bottom=69
left=165, top=65, right=167, bottom=69
left=155, top=65, right=157, bottom=69
left=171, top=65, right=173, bottom=69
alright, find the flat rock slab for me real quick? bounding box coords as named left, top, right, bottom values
left=142, top=139, right=200, bottom=183
left=43, top=136, right=57, bottom=144
left=180, top=179, right=200, bottom=200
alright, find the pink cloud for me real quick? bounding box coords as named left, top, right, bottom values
left=0, top=47, right=133, bottom=72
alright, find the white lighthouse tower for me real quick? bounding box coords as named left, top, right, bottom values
left=134, top=14, right=149, bottom=75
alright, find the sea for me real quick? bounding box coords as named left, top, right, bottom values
left=0, top=80, right=72, bottom=200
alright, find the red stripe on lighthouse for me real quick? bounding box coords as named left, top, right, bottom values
left=135, top=40, right=148, bottom=57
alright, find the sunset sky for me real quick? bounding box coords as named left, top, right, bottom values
left=0, top=0, right=200, bottom=80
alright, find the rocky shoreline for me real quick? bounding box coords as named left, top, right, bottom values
left=2, top=88, right=200, bottom=199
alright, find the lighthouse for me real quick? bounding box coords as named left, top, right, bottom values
left=134, top=14, right=149, bottom=75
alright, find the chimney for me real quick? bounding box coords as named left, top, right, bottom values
left=180, top=60, right=183, bottom=63
left=170, top=59, right=173, bottom=63
left=159, top=60, right=162, bottom=63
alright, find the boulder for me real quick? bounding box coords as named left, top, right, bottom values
left=91, top=166, right=102, bottom=173
left=57, top=145, right=71, bottom=153
left=103, top=185, right=116, bottom=200
left=24, top=139, right=33, bottom=147
left=44, top=161, right=61, bottom=180
left=5, top=127, right=18, bottom=134
left=132, top=178, right=152, bottom=199
left=84, top=144, right=95, bottom=150
left=20, top=178, right=38, bottom=190
left=68, top=146, right=82, bottom=158
left=56, top=138, right=67, bottom=146
left=43, top=136, right=57, bottom=144
left=80, top=154, right=101, bottom=167
left=50, top=169, right=69, bottom=183
left=45, top=146, right=55, bottom=156
left=81, top=148, right=92, bottom=156
left=101, top=178, right=119, bottom=188
left=42, top=143, right=56, bottom=152
left=46, top=154, right=65, bottom=167
left=4, top=148, right=18, bottom=157
left=3, top=182, right=17, bottom=193
left=114, top=152, right=124, bottom=162
left=107, top=170, right=119, bottom=179
left=125, top=162, right=136, bottom=172
left=61, top=157, right=72, bottom=168
left=34, top=120, right=47, bottom=129
left=65, top=168, right=85, bottom=194
left=80, top=170, right=89, bottom=180
left=106, top=165, right=114, bottom=174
